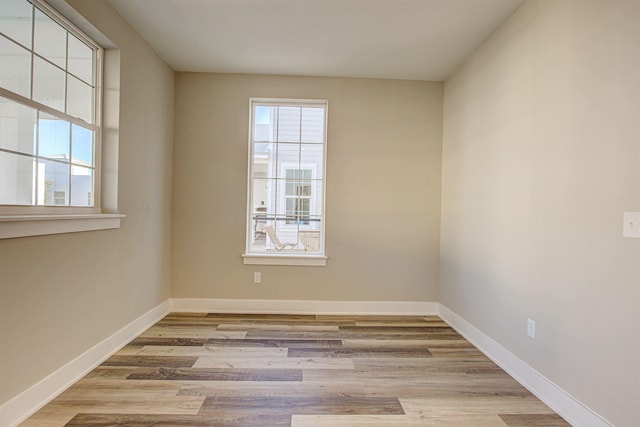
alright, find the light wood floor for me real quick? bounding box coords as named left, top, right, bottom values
left=23, top=313, right=570, bottom=426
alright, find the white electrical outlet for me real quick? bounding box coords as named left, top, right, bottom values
left=623, top=212, right=640, bottom=238
left=253, top=272, right=261, bottom=284
left=527, top=319, right=536, bottom=339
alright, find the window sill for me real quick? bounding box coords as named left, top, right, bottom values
left=0, top=213, right=126, bottom=239
left=242, top=253, right=327, bottom=266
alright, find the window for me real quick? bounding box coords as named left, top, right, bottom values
left=285, top=169, right=311, bottom=225
left=0, top=0, right=101, bottom=211
left=244, top=98, right=327, bottom=265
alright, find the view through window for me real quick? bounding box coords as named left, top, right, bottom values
left=247, top=99, right=327, bottom=255
left=0, top=0, right=101, bottom=209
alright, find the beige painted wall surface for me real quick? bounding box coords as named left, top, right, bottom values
left=0, top=0, right=174, bottom=405
left=441, top=1, right=639, bottom=426
left=172, top=74, right=442, bottom=302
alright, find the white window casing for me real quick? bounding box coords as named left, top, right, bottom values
left=242, top=98, right=328, bottom=266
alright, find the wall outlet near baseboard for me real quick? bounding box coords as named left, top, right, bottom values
left=527, top=319, right=536, bottom=339
left=253, top=272, right=261, bottom=284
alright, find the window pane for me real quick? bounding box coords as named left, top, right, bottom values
left=277, top=106, right=301, bottom=142
left=0, top=35, right=31, bottom=97
left=32, top=55, right=65, bottom=111
left=252, top=142, right=273, bottom=178
left=39, top=158, right=69, bottom=205
left=261, top=178, right=279, bottom=218
left=67, top=74, right=92, bottom=123
left=301, top=107, right=324, bottom=143
left=70, top=164, right=92, bottom=206
left=68, top=34, right=93, bottom=84
left=300, top=144, right=324, bottom=179
left=33, top=8, right=66, bottom=68
left=254, top=105, right=275, bottom=142
left=0, top=151, right=34, bottom=205
left=299, top=181, right=311, bottom=196
left=285, top=197, right=296, bottom=214
left=0, top=0, right=32, bottom=48
left=298, top=226, right=321, bottom=252
left=71, top=124, right=92, bottom=166
left=285, top=180, right=295, bottom=196
left=304, top=215, right=322, bottom=231
left=38, top=113, right=70, bottom=159
left=0, top=96, right=36, bottom=155
left=272, top=220, right=298, bottom=250
left=251, top=178, right=269, bottom=213
left=276, top=143, right=300, bottom=176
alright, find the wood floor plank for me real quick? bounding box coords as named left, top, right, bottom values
left=164, top=312, right=209, bottom=318
left=194, top=356, right=355, bottom=370
left=29, top=395, right=205, bottom=415
left=200, top=396, right=405, bottom=416
left=65, top=413, right=291, bottom=426
left=154, top=320, right=222, bottom=327
left=137, top=345, right=286, bottom=357
left=139, top=326, right=245, bottom=339
left=246, top=330, right=464, bottom=340
left=101, top=355, right=198, bottom=368
left=499, top=413, right=571, bottom=426
left=176, top=380, right=531, bottom=399
left=82, top=366, right=136, bottom=380
left=339, top=325, right=457, bottom=333
left=128, top=337, right=208, bottom=346
left=353, top=320, right=450, bottom=327
left=55, top=379, right=183, bottom=399
left=205, top=313, right=317, bottom=321
left=315, top=315, right=428, bottom=322
left=216, top=324, right=341, bottom=331
left=112, top=345, right=144, bottom=356
left=352, top=357, right=500, bottom=374
left=291, top=414, right=509, bottom=426
left=245, top=330, right=342, bottom=339
left=288, top=347, right=433, bottom=358
left=205, top=338, right=343, bottom=348
left=127, top=367, right=303, bottom=381
left=18, top=408, right=77, bottom=427
left=342, top=338, right=474, bottom=348
left=429, top=348, right=488, bottom=358
left=400, top=397, right=556, bottom=415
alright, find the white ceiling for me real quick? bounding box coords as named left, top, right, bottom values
left=108, top=0, right=525, bottom=81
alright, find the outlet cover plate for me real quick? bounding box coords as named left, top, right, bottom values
left=527, top=319, right=536, bottom=339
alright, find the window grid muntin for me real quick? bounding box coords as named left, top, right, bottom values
left=0, top=0, right=101, bottom=210
left=247, top=99, right=327, bottom=255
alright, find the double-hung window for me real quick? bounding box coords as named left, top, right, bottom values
left=244, top=98, right=327, bottom=266
left=1, top=0, right=102, bottom=212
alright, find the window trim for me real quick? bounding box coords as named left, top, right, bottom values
left=243, top=98, right=328, bottom=266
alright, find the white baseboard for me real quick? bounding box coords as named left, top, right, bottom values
left=0, top=299, right=171, bottom=427
left=437, top=304, right=612, bottom=427
left=171, top=298, right=438, bottom=316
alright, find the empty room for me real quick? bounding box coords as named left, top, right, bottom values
left=0, top=0, right=638, bottom=426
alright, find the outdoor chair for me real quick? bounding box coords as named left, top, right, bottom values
left=263, top=225, right=297, bottom=251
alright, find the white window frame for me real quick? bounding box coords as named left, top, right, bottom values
left=242, top=98, right=328, bottom=266
left=0, top=0, right=124, bottom=239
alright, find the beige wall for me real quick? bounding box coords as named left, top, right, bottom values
left=0, top=0, right=174, bottom=405
left=440, top=1, right=640, bottom=426
left=172, top=74, right=443, bottom=302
